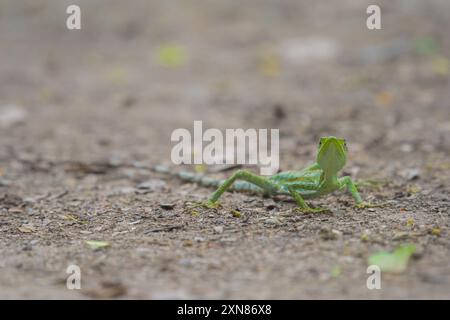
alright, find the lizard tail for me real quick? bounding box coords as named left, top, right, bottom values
left=153, top=165, right=262, bottom=193
left=153, top=165, right=222, bottom=187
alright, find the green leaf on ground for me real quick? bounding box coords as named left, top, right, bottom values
left=86, top=240, right=110, bottom=250
left=368, top=244, right=416, bottom=274
left=330, top=265, right=342, bottom=278
left=156, top=44, right=187, bottom=68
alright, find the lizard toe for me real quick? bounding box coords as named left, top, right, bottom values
left=188, top=200, right=221, bottom=209
left=354, top=201, right=387, bottom=209
left=295, top=207, right=330, bottom=214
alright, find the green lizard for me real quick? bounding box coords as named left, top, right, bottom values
left=155, top=136, right=373, bottom=212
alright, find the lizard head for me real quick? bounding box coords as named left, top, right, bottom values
left=316, top=136, right=347, bottom=175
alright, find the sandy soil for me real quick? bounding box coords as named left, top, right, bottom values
left=0, top=0, right=449, bottom=299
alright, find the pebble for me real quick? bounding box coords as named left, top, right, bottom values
left=213, top=226, right=224, bottom=234
left=160, top=203, right=175, bottom=210
left=0, top=179, right=11, bottom=187
left=137, top=179, right=167, bottom=191
left=0, top=105, right=28, bottom=128
left=280, top=37, right=339, bottom=65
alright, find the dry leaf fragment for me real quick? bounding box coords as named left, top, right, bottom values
left=18, top=224, right=35, bottom=233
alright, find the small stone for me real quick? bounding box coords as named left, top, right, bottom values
left=273, top=104, right=286, bottom=119
left=264, top=200, right=277, bottom=210
left=331, top=229, right=343, bottom=238
left=160, top=203, right=175, bottom=210
left=137, top=179, right=166, bottom=191
left=213, top=226, right=224, bottom=234
left=400, top=144, right=414, bottom=153
left=0, top=179, right=11, bottom=187
left=128, top=220, right=142, bottom=225
left=18, top=224, right=35, bottom=233
left=406, top=169, right=421, bottom=181
left=280, top=37, right=338, bottom=65
left=194, top=236, right=205, bottom=242
left=0, top=105, right=28, bottom=128
left=113, top=187, right=136, bottom=195
left=263, top=217, right=282, bottom=226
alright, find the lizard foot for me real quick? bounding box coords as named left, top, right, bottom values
left=354, top=201, right=387, bottom=209
left=188, top=200, right=221, bottom=209
left=295, top=206, right=330, bottom=214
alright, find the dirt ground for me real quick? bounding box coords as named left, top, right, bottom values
left=0, top=0, right=449, bottom=299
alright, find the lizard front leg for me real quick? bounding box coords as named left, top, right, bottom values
left=338, top=176, right=362, bottom=203
left=338, top=176, right=379, bottom=208
left=286, top=186, right=329, bottom=213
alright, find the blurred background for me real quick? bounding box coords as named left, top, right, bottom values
left=0, top=0, right=449, bottom=299
left=1, top=0, right=449, bottom=167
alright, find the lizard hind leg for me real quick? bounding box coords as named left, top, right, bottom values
left=207, top=170, right=278, bottom=204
